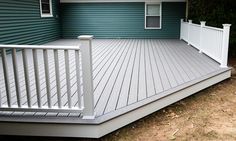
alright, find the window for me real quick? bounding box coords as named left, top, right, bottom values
left=40, top=0, right=53, bottom=17
left=145, top=3, right=161, bottom=29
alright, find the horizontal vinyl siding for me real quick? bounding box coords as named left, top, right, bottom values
left=0, top=0, right=61, bottom=45
left=61, top=2, right=185, bottom=38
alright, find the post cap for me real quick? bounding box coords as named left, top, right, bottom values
left=78, top=35, right=94, bottom=40
left=200, top=21, right=206, bottom=26
left=222, top=24, right=231, bottom=27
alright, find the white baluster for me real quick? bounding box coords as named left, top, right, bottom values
left=64, top=50, right=72, bottom=108
left=75, top=50, right=82, bottom=108
left=33, top=49, right=42, bottom=108
left=1, top=49, right=11, bottom=107
left=43, top=49, right=51, bottom=108
left=54, top=49, right=62, bottom=108
left=12, top=49, right=21, bottom=107
left=22, top=49, right=31, bottom=107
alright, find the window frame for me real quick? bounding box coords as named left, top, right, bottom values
left=145, top=2, right=162, bottom=29
left=39, top=0, right=53, bottom=18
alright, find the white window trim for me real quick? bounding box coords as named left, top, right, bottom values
left=145, top=2, right=162, bottom=30
left=40, top=0, right=53, bottom=17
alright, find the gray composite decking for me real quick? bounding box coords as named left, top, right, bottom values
left=0, top=39, right=229, bottom=123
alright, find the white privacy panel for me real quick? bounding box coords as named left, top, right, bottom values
left=181, top=22, right=189, bottom=41
left=180, top=20, right=230, bottom=66
left=188, top=24, right=201, bottom=49
left=201, top=27, right=223, bottom=62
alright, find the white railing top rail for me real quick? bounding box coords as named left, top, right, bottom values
left=203, top=25, right=223, bottom=31
left=0, top=44, right=80, bottom=50
left=182, top=20, right=223, bottom=31
left=189, top=22, right=201, bottom=27
left=182, top=21, right=188, bottom=24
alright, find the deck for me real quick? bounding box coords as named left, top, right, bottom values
left=0, top=39, right=231, bottom=137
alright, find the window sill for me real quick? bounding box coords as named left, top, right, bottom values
left=145, top=27, right=162, bottom=30
left=41, top=14, right=53, bottom=18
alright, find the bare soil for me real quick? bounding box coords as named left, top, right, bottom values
left=1, top=59, right=236, bottom=141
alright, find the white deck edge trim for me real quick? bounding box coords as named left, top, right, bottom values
left=60, top=0, right=186, bottom=3
left=0, top=69, right=231, bottom=138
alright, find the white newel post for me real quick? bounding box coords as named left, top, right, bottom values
left=78, top=35, right=95, bottom=119
left=0, top=89, right=1, bottom=107
left=199, top=21, right=206, bottom=53
left=187, top=20, right=192, bottom=45
left=180, top=19, right=184, bottom=40
left=220, top=24, right=231, bottom=68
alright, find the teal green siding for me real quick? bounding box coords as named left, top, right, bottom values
left=61, top=2, right=186, bottom=39
left=0, top=0, right=61, bottom=45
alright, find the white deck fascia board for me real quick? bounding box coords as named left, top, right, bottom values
left=60, top=0, right=186, bottom=3
left=0, top=69, right=231, bottom=138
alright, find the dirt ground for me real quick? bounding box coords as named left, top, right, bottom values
left=1, top=58, right=236, bottom=141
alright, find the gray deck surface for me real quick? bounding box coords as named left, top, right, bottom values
left=0, top=39, right=224, bottom=121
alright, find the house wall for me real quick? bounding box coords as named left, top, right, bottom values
left=0, top=0, right=61, bottom=45
left=61, top=2, right=186, bottom=39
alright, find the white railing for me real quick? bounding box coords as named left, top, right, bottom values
left=180, top=19, right=231, bottom=67
left=0, top=35, right=95, bottom=119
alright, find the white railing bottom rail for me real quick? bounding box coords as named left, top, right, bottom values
left=0, top=35, right=95, bottom=119
left=180, top=19, right=231, bottom=68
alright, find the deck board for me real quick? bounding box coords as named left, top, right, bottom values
left=165, top=40, right=197, bottom=80
left=94, top=40, right=129, bottom=112
left=153, top=40, right=177, bottom=88
left=95, top=39, right=133, bottom=116
left=116, top=39, right=134, bottom=108
left=120, top=40, right=138, bottom=105
left=170, top=41, right=202, bottom=78
left=147, top=39, right=164, bottom=93
left=170, top=41, right=205, bottom=76
left=159, top=40, right=185, bottom=85
left=145, top=40, right=156, bottom=97
left=161, top=40, right=190, bottom=83
left=0, top=39, right=224, bottom=119
left=127, top=39, right=140, bottom=105
left=176, top=41, right=212, bottom=75
left=138, top=39, right=147, bottom=101
left=94, top=40, right=127, bottom=106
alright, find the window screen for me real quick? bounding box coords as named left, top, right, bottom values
left=146, top=16, right=160, bottom=28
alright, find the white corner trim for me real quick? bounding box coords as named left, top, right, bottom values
left=40, top=0, right=53, bottom=18
left=60, top=0, right=186, bottom=3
